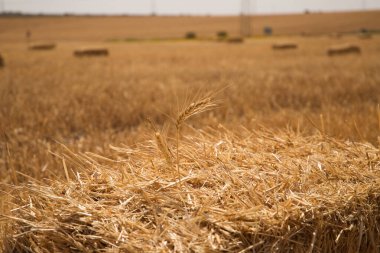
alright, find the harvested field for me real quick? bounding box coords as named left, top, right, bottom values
left=1, top=11, right=380, bottom=252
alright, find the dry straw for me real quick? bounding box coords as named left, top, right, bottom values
left=2, top=126, right=380, bottom=252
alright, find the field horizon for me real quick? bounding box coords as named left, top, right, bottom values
left=0, top=10, right=380, bottom=42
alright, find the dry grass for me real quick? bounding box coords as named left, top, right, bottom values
left=1, top=12, right=380, bottom=252
left=2, top=127, right=380, bottom=252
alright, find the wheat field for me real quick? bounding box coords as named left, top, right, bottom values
left=1, top=11, right=380, bottom=252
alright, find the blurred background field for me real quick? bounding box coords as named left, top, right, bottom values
left=1, top=12, right=380, bottom=181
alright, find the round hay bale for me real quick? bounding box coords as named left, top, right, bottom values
left=272, top=42, right=298, bottom=50
left=0, top=53, right=4, bottom=68
left=29, top=43, right=56, bottom=51
left=327, top=44, right=361, bottom=56
left=227, top=37, right=244, bottom=44
left=216, top=31, right=228, bottom=40
left=185, top=32, right=197, bottom=40
left=74, top=48, right=109, bottom=57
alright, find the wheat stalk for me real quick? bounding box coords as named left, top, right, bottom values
left=146, top=118, right=173, bottom=168
left=154, top=132, right=172, bottom=168
left=377, top=104, right=380, bottom=131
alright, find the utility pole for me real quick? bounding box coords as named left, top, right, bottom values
left=151, top=0, right=156, bottom=16
left=240, top=0, right=252, bottom=37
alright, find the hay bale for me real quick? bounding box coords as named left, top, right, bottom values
left=185, top=32, right=197, bottom=40
left=74, top=48, right=109, bottom=57
left=3, top=128, right=380, bottom=252
left=29, top=43, right=56, bottom=50
left=216, top=31, right=228, bottom=40
left=327, top=44, right=361, bottom=56
left=227, top=37, right=244, bottom=43
left=272, top=42, right=298, bottom=50
left=0, top=53, right=4, bottom=68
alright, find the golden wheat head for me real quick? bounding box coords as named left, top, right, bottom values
left=176, top=96, right=217, bottom=128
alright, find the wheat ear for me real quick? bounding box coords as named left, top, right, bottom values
left=176, top=97, right=216, bottom=128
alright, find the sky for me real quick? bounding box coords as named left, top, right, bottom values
left=2, top=0, right=380, bottom=15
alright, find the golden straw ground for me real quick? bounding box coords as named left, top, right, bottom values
left=2, top=127, right=380, bottom=252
